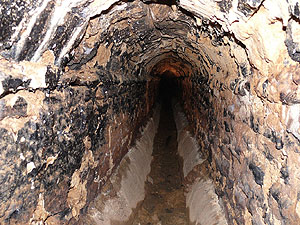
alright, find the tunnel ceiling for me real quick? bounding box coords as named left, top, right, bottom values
left=150, top=56, right=193, bottom=78
left=0, top=0, right=250, bottom=96
left=64, top=1, right=204, bottom=80
left=1, top=0, right=299, bottom=88
left=1, top=0, right=299, bottom=95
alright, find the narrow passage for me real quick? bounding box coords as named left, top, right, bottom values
left=132, top=94, right=189, bottom=225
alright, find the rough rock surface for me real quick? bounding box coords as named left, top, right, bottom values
left=173, top=101, right=228, bottom=225
left=1, top=0, right=300, bottom=224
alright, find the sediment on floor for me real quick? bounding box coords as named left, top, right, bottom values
left=131, top=96, right=189, bottom=225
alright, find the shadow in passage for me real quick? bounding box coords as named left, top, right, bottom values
left=131, top=76, right=189, bottom=225
left=159, top=76, right=179, bottom=110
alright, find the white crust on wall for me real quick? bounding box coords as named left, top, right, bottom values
left=172, top=100, right=228, bottom=225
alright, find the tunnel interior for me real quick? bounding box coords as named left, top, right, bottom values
left=1, top=0, right=300, bottom=224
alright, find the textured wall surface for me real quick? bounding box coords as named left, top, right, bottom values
left=173, top=101, right=228, bottom=225
left=77, top=105, right=160, bottom=224
left=0, top=62, right=158, bottom=223
left=1, top=0, right=300, bottom=224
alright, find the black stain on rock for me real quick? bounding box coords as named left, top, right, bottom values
left=49, top=13, right=83, bottom=64
left=1, top=75, right=32, bottom=96
left=0, top=0, right=38, bottom=51
left=238, top=82, right=247, bottom=96
left=17, top=1, right=55, bottom=61
left=285, top=20, right=300, bottom=62
left=224, top=121, right=230, bottom=132
left=244, top=82, right=250, bottom=93
left=263, top=144, right=274, bottom=161
left=13, top=97, right=27, bottom=117
left=218, top=0, right=232, bottom=13
left=45, top=66, right=60, bottom=90
left=240, top=63, right=248, bottom=77
left=2, top=77, right=23, bottom=92
left=237, top=0, right=262, bottom=17
left=285, top=39, right=300, bottom=62
left=250, top=114, right=259, bottom=133
left=280, top=166, right=289, bottom=184
left=270, top=186, right=280, bottom=203
left=293, top=2, right=300, bottom=18
left=270, top=131, right=284, bottom=150
left=249, top=163, right=264, bottom=186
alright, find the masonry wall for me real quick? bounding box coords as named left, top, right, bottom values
left=179, top=64, right=300, bottom=224
left=0, top=64, right=158, bottom=223
left=2, top=0, right=300, bottom=224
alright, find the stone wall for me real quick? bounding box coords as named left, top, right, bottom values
left=169, top=1, right=300, bottom=224
left=178, top=44, right=300, bottom=225
left=2, top=0, right=300, bottom=224
left=173, top=100, right=228, bottom=225
left=0, top=55, right=158, bottom=223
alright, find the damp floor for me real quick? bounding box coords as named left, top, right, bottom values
left=131, top=98, right=189, bottom=225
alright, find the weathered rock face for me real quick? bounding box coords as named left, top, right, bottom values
left=0, top=63, right=158, bottom=223
left=1, top=0, right=300, bottom=224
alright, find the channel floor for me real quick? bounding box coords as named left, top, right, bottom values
left=131, top=99, right=189, bottom=225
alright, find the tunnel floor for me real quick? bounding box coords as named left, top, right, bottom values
left=131, top=99, right=189, bottom=225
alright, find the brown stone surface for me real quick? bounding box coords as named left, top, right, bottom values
left=1, top=0, right=300, bottom=224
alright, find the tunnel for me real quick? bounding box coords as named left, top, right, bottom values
left=1, top=0, right=300, bottom=224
